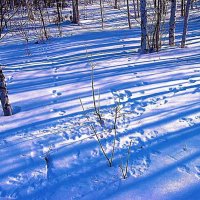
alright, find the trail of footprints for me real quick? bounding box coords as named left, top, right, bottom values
left=1, top=81, right=199, bottom=199
left=39, top=43, right=66, bottom=116
left=179, top=116, right=200, bottom=127
left=177, top=164, right=200, bottom=180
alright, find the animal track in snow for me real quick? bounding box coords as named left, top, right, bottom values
left=169, top=85, right=187, bottom=94
left=129, top=150, right=151, bottom=178
left=52, top=90, right=62, bottom=97
left=179, top=117, right=195, bottom=127
left=177, top=164, right=191, bottom=174
left=195, top=165, right=200, bottom=179
left=193, top=87, right=200, bottom=93
left=58, top=110, right=66, bottom=116
left=111, top=89, right=132, bottom=102
left=5, top=170, right=46, bottom=198
left=189, top=79, right=196, bottom=83
left=145, top=130, right=159, bottom=140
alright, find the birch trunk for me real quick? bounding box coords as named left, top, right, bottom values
left=181, top=0, right=191, bottom=48
left=0, top=68, right=12, bottom=116
left=169, top=0, right=176, bottom=46
left=140, top=0, right=148, bottom=53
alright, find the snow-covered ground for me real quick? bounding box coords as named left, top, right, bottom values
left=0, top=4, right=200, bottom=200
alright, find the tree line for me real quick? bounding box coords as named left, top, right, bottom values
left=0, top=0, right=199, bottom=52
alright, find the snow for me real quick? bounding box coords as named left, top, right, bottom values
left=0, top=4, right=200, bottom=200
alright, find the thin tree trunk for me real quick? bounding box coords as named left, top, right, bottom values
left=154, top=0, right=157, bottom=8
left=155, top=0, right=162, bottom=51
left=137, top=0, right=140, bottom=17
left=133, top=0, right=137, bottom=18
left=56, top=0, right=61, bottom=23
left=56, top=0, right=62, bottom=35
left=181, top=0, right=191, bottom=48
left=0, top=68, right=12, bottom=116
left=27, top=0, right=34, bottom=20
left=114, top=0, right=118, bottom=8
left=190, top=0, right=194, bottom=9
left=72, top=0, right=79, bottom=24
left=140, top=0, right=148, bottom=53
left=169, top=0, right=176, bottom=46
left=0, top=2, right=3, bottom=39
left=126, top=0, right=131, bottom=28
left=100, top=0, right=104, bottom=29
left=181, top=0, right=185, bottom=16
left=38, top=3, right=48, bottom=39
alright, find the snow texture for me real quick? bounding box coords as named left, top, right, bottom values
left=0, top=3, right=200, bottom=200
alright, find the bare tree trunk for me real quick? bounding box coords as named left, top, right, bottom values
left=38, top=3, right=48, bottom=39
left=56, top=0, right=62, bottom=36
left=114, top=0, right=118, bottom=8
left=190, top=0, right=194, bottom=9
left=154, top=0, right=157, bottom=8
left=56, top=0, right=61, bottom=23
left=26, top=0, right=34, bottom=20
left=0, top=2, right=4, bottom=39
left=169, top=0, right=176, bottom=46
left=126, top=0, right=131, bottom=28
left=154, top=0, right=164, bottom=51
left=100, top=0, right=104, bottom=29
left=0, top=67, right=12, bottom=116
left=137, top=0, right=140, bottom=17
left=72, top=0, right=80, bottom=24
left=181, top=0, right=191, bottom=48
left=140, top=0, right=148, bottom=53
left=181, top=0, right=185, bottom=16
left=10, top=0, right=15, bottom=9
left=155, top=0, right=161, bottom=51
left=133, top=0, right=137, bottom=18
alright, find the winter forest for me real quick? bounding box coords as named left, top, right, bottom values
left=0, top=0, right=200, bottom=199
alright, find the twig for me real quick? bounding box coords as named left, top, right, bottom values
left=91, top=64, right=102, bottom=122
left=110, top=104, right=119, bottom=166
left=79, top=98, right=111, bottom=166
left=119, top=140, right=132, bottom=179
